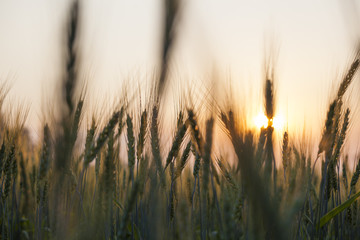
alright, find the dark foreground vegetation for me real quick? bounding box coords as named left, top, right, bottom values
left=1, top=1, right=360, bottom=239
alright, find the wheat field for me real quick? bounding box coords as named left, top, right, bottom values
left=1, top=1, right=360, bottom=239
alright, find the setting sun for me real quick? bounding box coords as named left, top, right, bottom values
left=254, top=113, right=268, bottom=128
left=254, top=113, right=285, bottom=130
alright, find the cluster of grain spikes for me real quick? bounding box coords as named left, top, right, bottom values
left=294, top=56, right=360, bottom=239
left=49, top=1, right=87, bottom=237
left=84, top=109, right=123, bottom=167
left=219, top=107, right=288, bottom=239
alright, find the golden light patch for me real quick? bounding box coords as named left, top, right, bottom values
left=254, top=113, right=285, bottom=130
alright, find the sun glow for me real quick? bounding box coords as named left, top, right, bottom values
left=254, top=113, right=285, bottom=130
left=254, top=113, right=268, bottom=128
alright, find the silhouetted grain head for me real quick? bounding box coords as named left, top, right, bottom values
left=350, top=158, right=360, bottom=194
left=137, top=109, right=148, bottom=160
left=126, top=114, right=135, bottom=177
left=151, top=105, right=165, bottom=187
left=39, top=124, right=51, bottom=181
left=164, top=122, right=187, bottom=170
left=186, top=109, right=203, bottom=155
left=318, top=100, right=336, bottom=154
left=202, top=117, right=214, bottom=193
left=265, top=79, right=274, bottom=121
left=174, top=141, right=191, bottom=180
left=157, top=0, right=181, bottom=99
left=331, top=108, right=350, bottom=165
left=64, top=0, right=80, bottom=116
left=337, top=58, right=359, bottom=100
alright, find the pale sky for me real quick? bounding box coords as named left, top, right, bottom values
left=1, top=0, right=360, bottom=159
